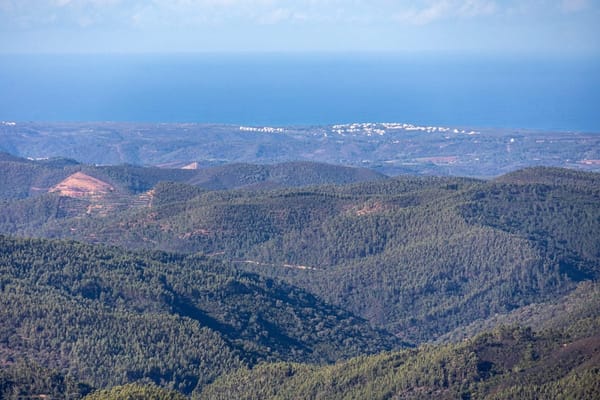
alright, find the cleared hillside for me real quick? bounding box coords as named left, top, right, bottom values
left=0, top=153, right=386, bottom=197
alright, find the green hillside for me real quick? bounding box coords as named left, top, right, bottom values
left=1, top=161, right=598, bottom=398
left=186, top=162, right=386, bottom=190
left=0, top=153, right=386, bottom=198
left=0, top=235, right=399, bottom=396
left=1, top=166, right=598, bottom=344
left=200, top=317, right=600, bottom=400
left=84, top=384, right=188, bottom=400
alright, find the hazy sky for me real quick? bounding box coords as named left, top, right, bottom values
left=0, top=0, right=599, bottom=54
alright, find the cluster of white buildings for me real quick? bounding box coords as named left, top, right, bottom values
left=239, top=126, right=285, bottom=133
left=329, top=122, right=480, bottom=136
left=237, top=122, right=480, bottom=137
left=331, top=123, right=386, bottom=136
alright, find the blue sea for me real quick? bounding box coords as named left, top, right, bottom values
left=0, top=53, right=599, bottom=131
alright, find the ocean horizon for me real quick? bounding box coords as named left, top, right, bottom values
left=1, top=53, right=599, bottom=132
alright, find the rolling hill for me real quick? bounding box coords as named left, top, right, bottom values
left=0, top=235, right=399, bottom=396
left=199, top=312, right=600, bottom=400
left=1, top=156, right=598, bottom=398
left=0, top=152, right=386, bottom=196
left=1, top=161, right=598, bottom=344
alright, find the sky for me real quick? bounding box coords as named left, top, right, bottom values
left=0, top=0, right=599, bottom=54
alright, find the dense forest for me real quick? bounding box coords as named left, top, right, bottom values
left=3, top=297, right=598, bottom=399
left=200, top=318, right=600, bottom=399
left=0, top=155, right=598, bottom=398
left=2, top=160, right=597, bottom=343
left=0, top=235, right=399, bottom=396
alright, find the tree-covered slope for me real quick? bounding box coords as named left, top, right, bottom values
left=0, top=235, right=399, bottom=395
left=230, top=169, right=600, bottom=342
left=200, top=316, right=600, bottom=400
left=0, top=155, right=78, bottom=199
left=186, top=162, right=387, bottom=190
left=4, top=287, right=598, bottom=400
left=0, top=153, right=387, bottom=199
left=437, top=280, right=600, bottom=344
left=83, top=384, right=188, bottom=400
left=462, top=167, right=600, bottom=282
left=1, top=167, right=598, bottom=344
left=0, top=361, right=94, bottom=400
left=1, top=165, right=598, bottom=398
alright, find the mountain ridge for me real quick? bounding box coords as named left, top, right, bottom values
left=0, top=152, right=388, bottom=197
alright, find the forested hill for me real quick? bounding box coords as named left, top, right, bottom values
left=0, top=152, right=385, bottom=200
left=186, top=161, right=386, bottom=190
left=200, top=312, right=600, bottom=400
left=0, top=235, right=400, bottom=396
left=5, top=311, right=598, bottom=400
left=1, top=165, right=597, bottom=344
left=0, top=163, right=599, bottom=398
